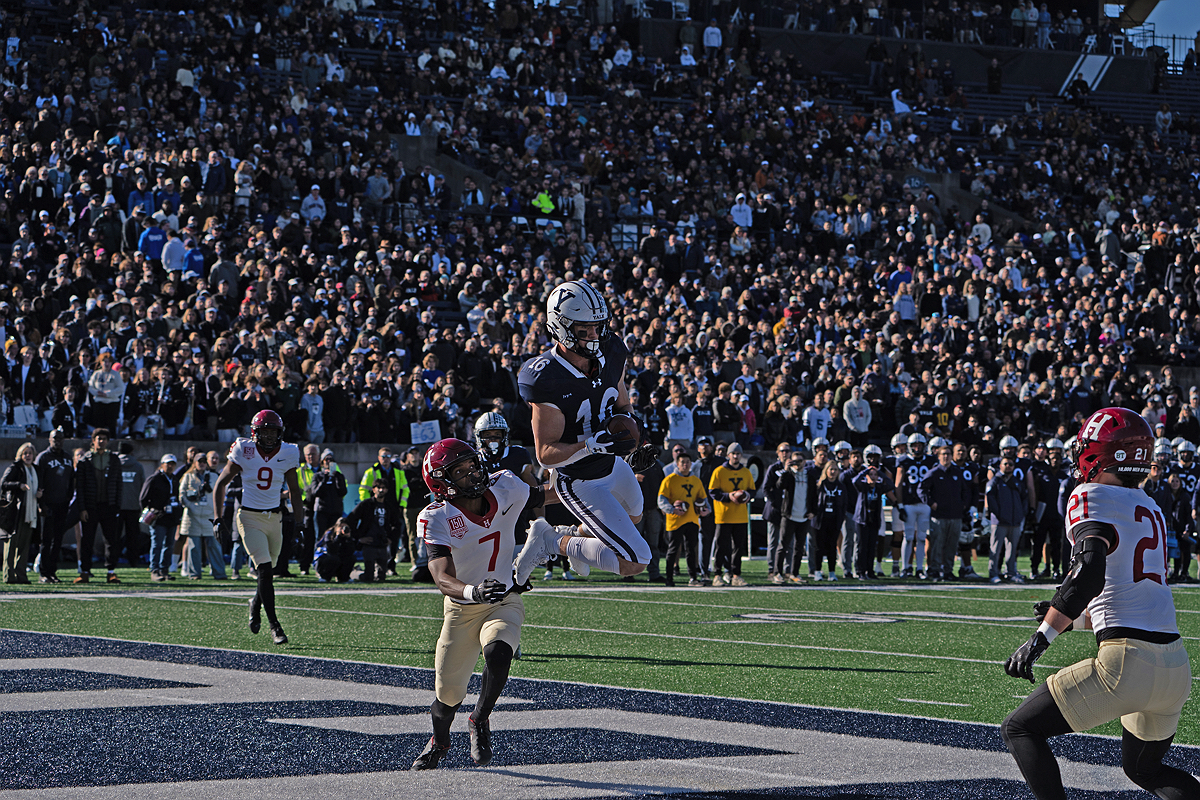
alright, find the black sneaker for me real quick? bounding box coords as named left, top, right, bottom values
left=468, top=715, right=492, bottom=766
left=248, top=596, right=262, bottom=634
left=411, top=736, right=451, bottom=771
left=270, top=624, right=288, bottom=645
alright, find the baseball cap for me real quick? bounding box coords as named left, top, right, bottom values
left=159, top=454, right=178, bottom=465
left=696, top=436, right=714, bottom=445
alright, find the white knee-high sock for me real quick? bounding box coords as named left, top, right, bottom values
left=562, top=537, right=621, bottom=574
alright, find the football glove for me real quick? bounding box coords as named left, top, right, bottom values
left=214, top=519, right=229, bottom=539
left=470, top=578, right=506, bottom=604
left=1033, top=600, right=1072, bottom=632
left=585, top=430, right=637, bottom=456
left=897, top=507, right=908, bottom=521
left=626, top=443, right=660, bottom=473
left=1005, top=631, right=1051, bottom=683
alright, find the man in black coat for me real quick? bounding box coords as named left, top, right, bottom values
left=34, top=429, right=73, bottom=583
left=762, top=441, right=794, bottom=582
left=74, top=428, right=124, bottom=583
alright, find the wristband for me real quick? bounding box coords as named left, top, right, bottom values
left=461, top=584, right=475, bottom=603
left=1036, top=621, right=1058, bottom=644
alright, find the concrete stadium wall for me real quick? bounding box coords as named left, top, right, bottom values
left=637, top=22, right=1152, bottom=95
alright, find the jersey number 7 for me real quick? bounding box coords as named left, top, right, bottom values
left=480, top=531, right=501, bottom=571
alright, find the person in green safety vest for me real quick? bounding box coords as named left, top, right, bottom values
left=531, top=189, right=555, bottom=215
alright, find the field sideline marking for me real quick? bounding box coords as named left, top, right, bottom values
left=898, top=698, right=972, bottom=707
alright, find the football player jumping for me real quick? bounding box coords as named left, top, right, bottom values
left=212, top=410, right=302, bottom=645
left=1001, top=407, right=1200, bottom=799
left=410, top=438, right=560, bottom=770
left=513, top=280, right=650, bottom=582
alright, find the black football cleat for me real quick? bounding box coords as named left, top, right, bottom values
left=468, top=715, right=492, bottom=766
left=270, top=624, right=288, bottom=645
left=248, top=596, right=262, bottom=634
left=411, top=736, right=451, bottom=770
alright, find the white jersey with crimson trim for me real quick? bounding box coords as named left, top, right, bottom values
left=1064, top=482, right=1178, bottom=635
left=418, top=470, right=532, bottom=596
left=228, top=438, right=301, bottom=510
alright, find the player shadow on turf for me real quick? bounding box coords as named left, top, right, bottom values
left=519, top=653, right=929, bottom=674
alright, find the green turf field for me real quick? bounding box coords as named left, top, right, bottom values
left=6, top=555, right=1200, bottom=745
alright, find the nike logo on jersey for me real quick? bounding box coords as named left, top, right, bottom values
left=503, top=504, right=514, bottom=515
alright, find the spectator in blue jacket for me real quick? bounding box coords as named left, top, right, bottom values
left=127, top=176, right=155, bottom=218
left=986, top=456, right=1027, bottom=584
left=919, top=441, right=971, bottom=581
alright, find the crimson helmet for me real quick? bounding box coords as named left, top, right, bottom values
left=1071, top=407, right=1154, bottom=485
left=422, top=438, right=490, bottom=501
left=250, top=410, right=284, bottom=453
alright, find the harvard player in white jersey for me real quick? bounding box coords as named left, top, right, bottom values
left=1001, top=407, right=1200, bottom=799
left=411, top=438, right=562, bottom=771
left=213, top=410, right=302, bottom=645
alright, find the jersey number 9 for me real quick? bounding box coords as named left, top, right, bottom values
left=257, top=467, right=274, bottom=491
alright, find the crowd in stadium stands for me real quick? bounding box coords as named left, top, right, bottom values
left=2, top=0, right=1200, bottom=583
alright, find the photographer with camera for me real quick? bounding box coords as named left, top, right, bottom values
left=140, top=454, right=182, bottom=583
left=312, top=449, right=347, bottom=543
left=179, top=452, right=225, bottom=580
left=314, top=517, right=356, bottom=583
left=345, top=482, right=402, bottom=582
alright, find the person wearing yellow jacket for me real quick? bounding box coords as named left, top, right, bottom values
left=707, top=442, right=755, bottom=586
left=531, top=190, right=555, bottom=215
left=658, top=450, right=710, bottom=587
left=358, top=447, right=415, bottom=578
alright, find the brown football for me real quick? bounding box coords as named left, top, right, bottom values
left=606, top=414, right=640, bottom=443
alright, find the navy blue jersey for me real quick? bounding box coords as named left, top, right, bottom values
left=989, top=455, right=1034, bottom=485
left=499, top=444, right=532, bottom=476
left=1175, top=462, right=1200, bottom=495
left=956, top=459, right=984, bottom=506
left=519, top=336, right=629, bottom=480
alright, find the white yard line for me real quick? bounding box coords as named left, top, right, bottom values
left=897, top=698, right=972, bottom=707
left=137, top=596, right=1041, bottom=669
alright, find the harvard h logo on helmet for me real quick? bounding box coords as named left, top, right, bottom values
left=1071, top=407, right=1154, bottom=485
left=546, top=280, right=610, bottom=358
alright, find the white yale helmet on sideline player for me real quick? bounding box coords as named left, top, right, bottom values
left=546, top=280, right=610, bottom=358
left=474, top=411, right=509, bottom=463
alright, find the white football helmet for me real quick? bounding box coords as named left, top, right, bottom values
left=546, top=280, right=610, bottom=358
left=1045, top=438, right=1064, bottom=450
left=811, top=437, right=829, bottom=450
left=928, top=436, right=950, bottom=449
left=833, top=440, right=852, bottom=454
left=890, top=433, right=908, bottom=451
left=999, top=435, right=1019, bottom=452
left=474, top=411, right=509, bottom=463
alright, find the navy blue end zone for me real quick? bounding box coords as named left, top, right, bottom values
left=1, top=628, right=1197, bottom=796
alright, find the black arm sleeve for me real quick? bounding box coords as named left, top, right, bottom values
left=1049, top=521, right=1114, bottom=620
left=427, top=542, right=452, bottom=561
left=522, top=486, right=546, bottom=515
